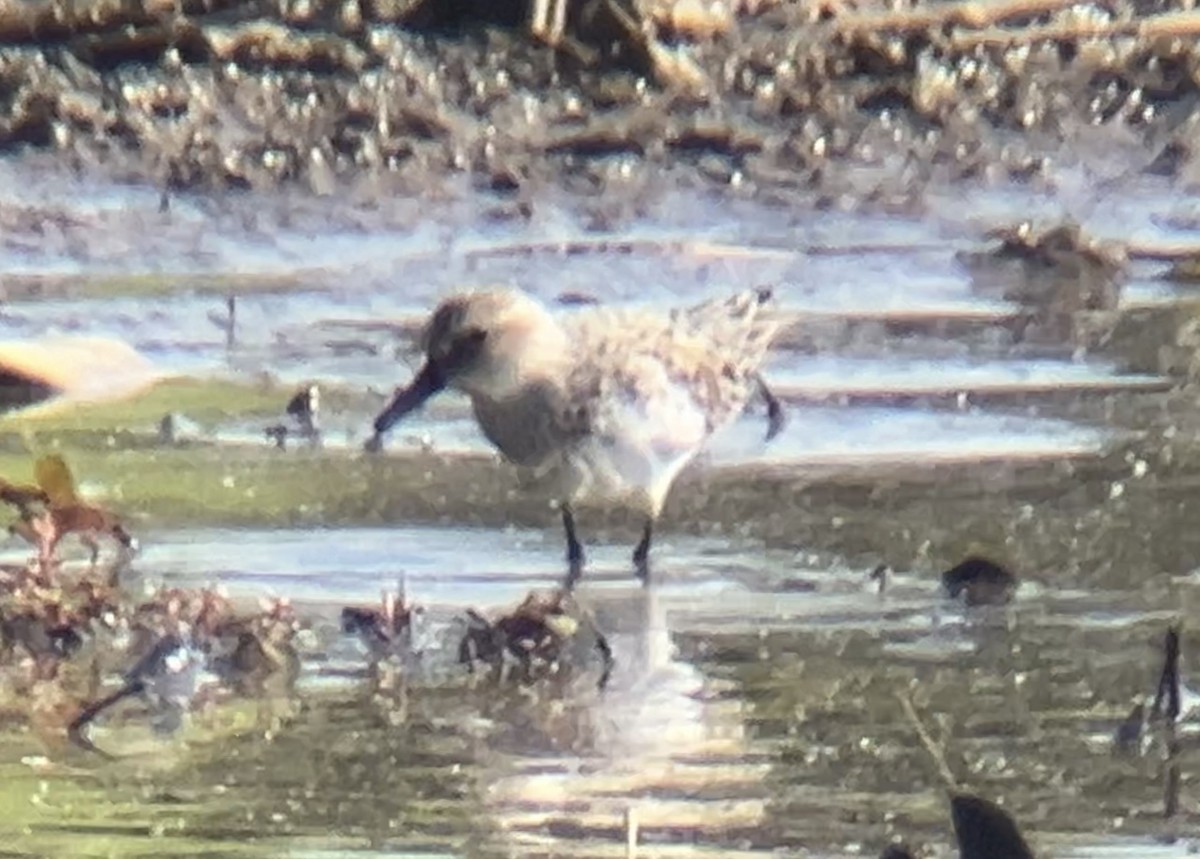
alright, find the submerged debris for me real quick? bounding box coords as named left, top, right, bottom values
left=0, top=589, right=87, bottom=665
left=0, top=562, right=302, bottom=760
left=1112, top=699, right=1147, bottom=754
left=979, top=221, right=1126, bottom=281
left=339, top=582, right=429, bottom=701
left=1151, top=623, right=1182, bottom=724
left=340, top=584, right=424, bottom=665
left=941, top=556, right=1018, bottom=607
left=555, top=290, right=602, bottom=307
left=208, top=596, right=302, bottom=697
left=458, top=589, right=614, bottom=689
left=264, top=424, right=290, bottom=449
left=1112, top=624, right=1186, bottom=755
left=68, top=589, right=301, bottom=758
left=960, top=219, right=1127, bottom=350
left=958, top=221, right=1127, bottom=336
left=0, top=449, right=625, bottom=763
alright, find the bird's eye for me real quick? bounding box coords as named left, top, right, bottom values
left=439, top=327, right=488, bottom=366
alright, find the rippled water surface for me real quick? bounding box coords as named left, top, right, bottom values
left=1, top=167, right=1200, bottom=859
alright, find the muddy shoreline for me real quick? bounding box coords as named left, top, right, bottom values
left=3, top=5, right=1200, bottom=859
left=1, top=0, right=1199, bottom=212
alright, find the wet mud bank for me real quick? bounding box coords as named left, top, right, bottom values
left=3, top=4, right=1200, bottom=859
left=0, top=428, right=1176, bottom=595
left=1, top=0, right=1200, bottom=208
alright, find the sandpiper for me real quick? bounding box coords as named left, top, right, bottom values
left=286, top=384, right=321, bottom=440
left=365, top=286, right=784, bottom=585
left=265, top=384, right=323, bottom=450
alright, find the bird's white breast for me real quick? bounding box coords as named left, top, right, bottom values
left=571, top=364, right=710, bottom=515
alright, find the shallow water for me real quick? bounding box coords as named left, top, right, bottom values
left=1, top=167, right=1200, bottom=858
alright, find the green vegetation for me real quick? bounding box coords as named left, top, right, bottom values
left=3, top=272, right=311, bottom=303
left=0, top=377, right=291, bottom=434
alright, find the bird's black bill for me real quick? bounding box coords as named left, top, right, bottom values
left=372, top=363, right=446, bottom=435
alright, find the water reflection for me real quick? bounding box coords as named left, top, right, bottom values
left=0, top=522, right=1196, bottom=858
left=5, top=170, right=1200, bottom=859
left=478, top=583, right=763, bottom=854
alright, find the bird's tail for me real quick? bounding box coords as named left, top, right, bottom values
left=684, top=286, right=781, bottom=365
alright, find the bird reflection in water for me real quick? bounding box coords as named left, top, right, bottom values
left=477, top=582, right=763, bottom=853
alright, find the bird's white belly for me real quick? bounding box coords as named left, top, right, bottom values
left=570, top=382, right=710, bottom=515
left=574, top=438, right=695, bottom=506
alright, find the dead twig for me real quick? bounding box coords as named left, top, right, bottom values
left=951, top=10, right=1200, bottom=50
left=836, top=0, right=1096, bottom=34
left=836, top=0, right=1200, bottom=50
left=603, top=0, right=711, bottom=94
left=896, top=689, right=960, bottom=792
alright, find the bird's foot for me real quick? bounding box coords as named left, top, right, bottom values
left=563, top=558, right=584, bottom=592
left=634, top=557, right=651, bottom=586
left=632, top=519, right=653, bottom=586
left=562, top=508, right=585, bottom=591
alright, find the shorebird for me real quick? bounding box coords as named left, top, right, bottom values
left=364, top=286, right=785, bottom=586
left=265, top=384, right=322, bottom=450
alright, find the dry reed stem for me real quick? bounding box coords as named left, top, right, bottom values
left=836, top=0, right=1200, bottom=50
left=896, top=689, right=960, bottom=793
left=836, top=0, right=1089, bottom=33
left=951, top=10, right=1200, bottom=49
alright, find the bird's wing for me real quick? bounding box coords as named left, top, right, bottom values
left=564, top=293, right=777, bottom=436
left=556, top=310, right=721, bottom=506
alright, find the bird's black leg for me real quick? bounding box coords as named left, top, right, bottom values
left=632, top=519, right=653, bottom=584
left=562, top=504, right=585, bottom=589
left=757, top=374, right=786, bottom=442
